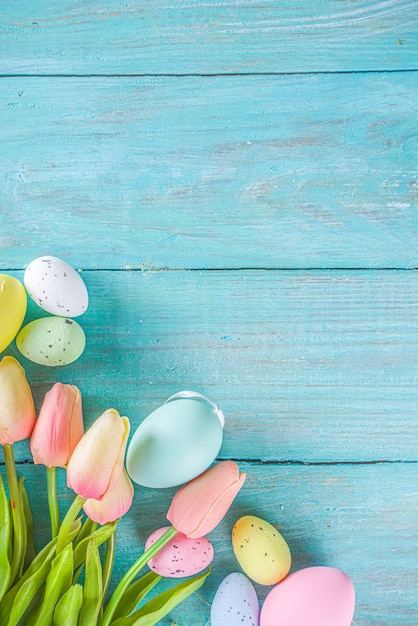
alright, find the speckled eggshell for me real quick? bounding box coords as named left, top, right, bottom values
left=145, top=526, right=214, bottom=578
left=24, top=255, right=88, bottom=317
left=16, top=317, right=86, bottom=366
left=232, top=515, right=291, bottom=585
left=0, top=274, right=27, bottom=352
left=211, top=573, right=260, bottom=626
left=260, top=566, right=355, bottom=626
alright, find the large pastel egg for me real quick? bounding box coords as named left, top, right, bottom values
left=24, top=255, right=88, bottom=317
left=260, top=566, right=355, bottom=626
left=16, top=317, right=86, bottom=366
left=145, top=526, right=213, bottom=577
left=0, top=274, right=27, bottom=352
left=232, top=515, right=291, bottom=585
left=126, top=392, right=224, bottom=488
left=211, top=573, right=260, bottom=626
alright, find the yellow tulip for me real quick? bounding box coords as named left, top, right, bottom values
left=0, top=356, right=36, bottom=445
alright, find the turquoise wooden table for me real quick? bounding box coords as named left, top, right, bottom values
left=1, top=1, right=417, bottom=624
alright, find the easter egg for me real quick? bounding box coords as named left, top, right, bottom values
left=260, top=566, right=355, bottom=626
left=145, top=526, right=213, bottom=578
left=16, top=317, right=86, bottom=366
left=0, top=274, right=27, bottom=352
left=24, top=255, right=88, bottom=317
left=126, top=392, right=224, bottom=488
left=232, top=515, right=291, bottom=585
left=211, top=573, right=260, bottom=626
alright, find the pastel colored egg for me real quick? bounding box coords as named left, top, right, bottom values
left=145, top=526, right=213, bottom=578
left=260, top=566, right=355, bottom=626
left=16, top=317, right=86, bottom=366
left=24, top=255, right=88, bottom=317
left=0, top=274, right=27, bottom=352
left=211, top=572, right=260, bottom=626
left=126, top=392, right=224, bottom=488
left=232, top=515, right=291, bottom=585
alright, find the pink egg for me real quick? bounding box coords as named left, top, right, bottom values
left=260, top=566, right=355, bottom=626
left=145, top=526, right=214, bottom=578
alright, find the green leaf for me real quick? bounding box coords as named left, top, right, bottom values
left=19, top=478, right=36, bottom=571
left=73, top=522, right=116, bottom=570
left=109, top=568, right=211, bottom=626
left=31, top=542, right=74, bottom=626
left=111, top=572, right=162, bottom=621
left=53, top=584, right=83, bottom=626
left=7, top=557, right=52, bottom=626
left=73, top=516, right=96, bottom=547
left=0, top=474, right=12, bottom=602
left=78, top=537, right=103, bottom=624
left=0, top=538, right=57, bottom=624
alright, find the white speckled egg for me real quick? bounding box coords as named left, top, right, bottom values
left=126, top=392, right=224, bottom=488
left=232, top=515, right=291, bottom=585
left=24, top=256, right=88, bottom=317
left=211, top=573, right=260, bottom=626
left=145, top=526, right=213, bottom=578
left=16, top=317, right=86, bottom=366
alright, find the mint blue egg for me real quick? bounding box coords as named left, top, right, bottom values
left=126, top=392, right=224, bottom=488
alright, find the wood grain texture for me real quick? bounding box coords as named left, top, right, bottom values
left=0, top=0, right=417, bottom=74
left=2, top=269, right=418, bottom=465
left=1, top=73, right=418, bottom=270
left=7, top=461, right=417, bottom=625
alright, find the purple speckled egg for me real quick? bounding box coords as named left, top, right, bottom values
left=211, top=572, right=260, bottom=626
left=145, top=526, right=214, bottom=578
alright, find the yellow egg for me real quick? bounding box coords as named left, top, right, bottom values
left=0, top=274, right=27, bottom=353
left=232, top=515, right=291, bottom=585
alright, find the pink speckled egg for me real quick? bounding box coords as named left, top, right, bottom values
left=260, top=566, right=355, bottom=626
left=145, top=526, right=214, bottom=578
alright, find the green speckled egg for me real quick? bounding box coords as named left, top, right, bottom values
left=16, top=317, right=85, bottom=366
left=232, top=515, right=291, bottom=585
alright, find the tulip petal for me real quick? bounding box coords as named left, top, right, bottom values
left=67, top=410, right=130, bottom=500
left=167, top=461, right=246, bottom=538
left=83, top=469, right=134, bottom=525
left=0, top=356, right=36, bottom=445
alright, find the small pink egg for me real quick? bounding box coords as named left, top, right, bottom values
left=145, top=526, right=214, bottom=578
left=260, top=566, right=355, bottom=626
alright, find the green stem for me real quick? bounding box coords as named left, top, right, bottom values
left=3, top=444, right=26, bottom=583
left=56, top=494, right=85, bottom=554
left=47, top=467, right=60, bottom=539
left=102, top=531, right=116, bottom=606
left=100, top=526, right=178, bottom=626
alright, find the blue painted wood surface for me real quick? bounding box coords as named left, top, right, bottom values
left=1, top=2, right=417, bottom=624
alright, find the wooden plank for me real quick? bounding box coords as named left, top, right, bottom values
left=0, top=1, right=416, bottom=74
left=3, top=269, right=418, bottom=464
left=6, top=461, right=417, bottom=625
left=1, top=73, right=417, bottom=270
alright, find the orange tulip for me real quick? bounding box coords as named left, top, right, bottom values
left=67, top=409, right=130, bottom=500
left=83, top=468, right=134, bottom=525
left=30, top=383, right=84, bottom=468
left=0, top=356, right=36, bottom=445
left=166, top=460, right=246, bottom=539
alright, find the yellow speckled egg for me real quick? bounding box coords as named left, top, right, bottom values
left=232, top=515, right=291, bottom=585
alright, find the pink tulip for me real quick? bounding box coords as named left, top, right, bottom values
left=67, top=409, right=130, bottom=500
left=166, top=460, right=246, bottom=539
left=30, top=383, right=84, bottom=468
left=0, top=356, right=36, bottom=445
left=83, top=468, right=134, bottom=525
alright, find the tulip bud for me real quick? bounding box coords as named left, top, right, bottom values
left=30, top=383, right=84, bottom=468
left=67, top=409, right=130, bottom=500
left=0, top=356, right=36, bottom=445
left=166, top=460, right=246, bottom=539
left=83, top=468, right=134, bottom=525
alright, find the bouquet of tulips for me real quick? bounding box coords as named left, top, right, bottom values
left=0, top=356, right=246, bottom=625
